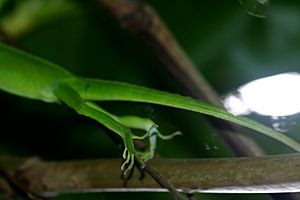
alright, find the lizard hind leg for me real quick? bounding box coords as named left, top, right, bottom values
left=118, top=116, right=182, bottom=162
left=83, top=102, right=182, bottom=163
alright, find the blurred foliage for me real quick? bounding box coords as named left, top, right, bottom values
left=239, top=0, right=270, bottom=18
left=1, top=0, right=300, bottom=199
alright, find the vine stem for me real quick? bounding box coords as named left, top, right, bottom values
left=1, top=154, right=300, bottom=196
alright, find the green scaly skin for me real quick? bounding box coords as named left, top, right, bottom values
left=1, top=43, right=300, bottom=174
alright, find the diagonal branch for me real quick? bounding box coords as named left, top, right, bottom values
left=98, top=0, right=265, bottom=157
left=0, top=28, right=17, bottom=47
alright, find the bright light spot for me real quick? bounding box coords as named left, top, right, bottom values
left=223, top=95, right=251, bottom=116
left=223, top=72, right=300, bottom=116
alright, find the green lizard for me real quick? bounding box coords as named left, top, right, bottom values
left=1, top=42, right=300, bottom=174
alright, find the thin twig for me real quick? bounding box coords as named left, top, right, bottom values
left=186, top=193, right=196, bottom=200
left=142, top=162, right=188, bottom=200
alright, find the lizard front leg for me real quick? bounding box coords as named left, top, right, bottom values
left=53, top=84, right=137, bottom=174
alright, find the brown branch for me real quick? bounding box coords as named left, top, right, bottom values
left=2, top=154, right=300, bottom=197
left=0, top=176, right=14, bottom=199
left=100, top=0, right=218, bottom=104
left=0, top=28, right=18, bottom=47
left=97, top=0, right=266, bottom=157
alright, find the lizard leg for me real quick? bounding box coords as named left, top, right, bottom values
left=118, top=116, right=181, bottom=162
left=53, top=84, right=136, bottom=175
left=86, top=102, right=181, bottom=162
